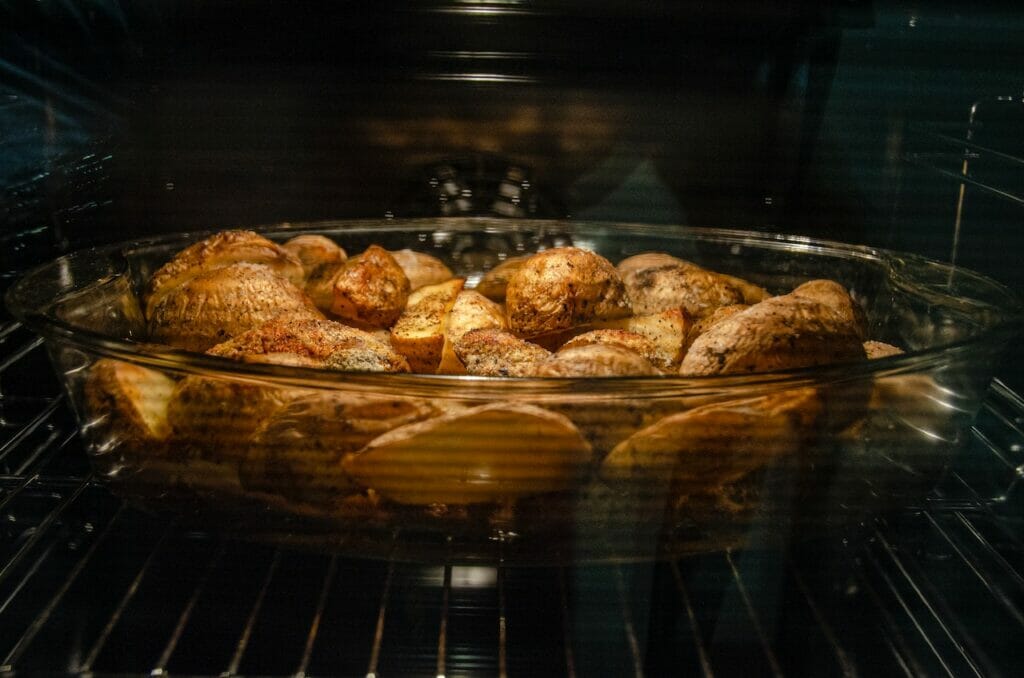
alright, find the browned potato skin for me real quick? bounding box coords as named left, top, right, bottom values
left=84, top=359, right=176, bottom=448
left=474, top=255, right=530, bottom=302
left=282, top=235, right=347, bottom=277
left=617, top=252, right=769, bottom=306
left=590, top=308, right=691, bottom=370
left=682, top=304, right=749, bottom=353
left=437, top=290, right=507, bottom=374
left=680, top=294, right=866, bottom=376
left=534, top=343, right=659, bottom=377
left=560, top=329, right=670, bottom=372
left=601, top=389, right=819, bottom=490
left=390, top=278, right=466, bottom=373
left=389, top=249, right=454, bottom=291
left=342, top=403, right=592, bottom=505
left=453, top=328, right=551, bottom=377
left=209, top=317, right=410, bottom=373
left=792, top=279, right=868, bottom=339
left=147, top=262, right=323, bottom=353
left=625, top=265, right=745, bottom=318
left=506, top=247, right=631, bottom=337
left=145, top=230, right=304, bottom=316
left=306, top=245, right=411, bottom=329
left=864, top=340, right=903, bottom=359
left=242, top=392, right=444, bottom=506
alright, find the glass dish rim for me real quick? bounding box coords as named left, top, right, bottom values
left=6, top=217, right=1022, bottom=399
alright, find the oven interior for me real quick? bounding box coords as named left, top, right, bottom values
left=2, top=1, right=1024, bottom=675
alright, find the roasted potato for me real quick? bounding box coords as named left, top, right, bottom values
left=452, top=328, right=551, bottom=377
left=587, top=308, right=691, bottom=371
left=534, top=343, right=659, bottom=377
left=792, top=279, right=867, bottom=339
left=559, top=330, right=670, bottom=372
left=474, top=255, right=530, bottom=302
left=506, top=247, right=631, bottom=337
left=144, top=230, right=304, bottom=316
left=437, top=290, right=508, bottom=374
left=389, top=248, right=454, bottom=291
left=680, top=294, right=865, bottom=376
left=242, top=392, right=445, bottom=506
left=147, top=262, right=323, bottom=353
left=282, top=234, right=347, bottom=277
left=618, top=252, right=768, bottom=306
left=342, top=403, right=591, bottom=504
left=84, top=359, right=176, bottom=449
left=864, top=340, right=903, bottom=359
left=390, top=278, right=465, bottom=372
left=305, top=245, right=411, bottom=328
left=682, top=304, right=749, bottom=353
left=625, top=264, right=745, bottom=318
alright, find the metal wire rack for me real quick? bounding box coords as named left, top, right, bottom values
left=0, top=323, right=1021, bottom=677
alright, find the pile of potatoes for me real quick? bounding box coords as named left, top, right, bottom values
left=85, top=229, right=904, bottom=515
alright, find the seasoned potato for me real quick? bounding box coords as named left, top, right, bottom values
left=452, top=328, right=551, bottom=377
left=342, top=403, right=591, bottom=504
left=682, top=304, right=749, bottom=353
left=792, top=279, right=867, bottom=339
left=506, top=247, right=631, bottom=337
left=680, top=294, right=865, bottom=376
left=389, top=248, right=454, bottom=291
left=145, top=230, right=304, bottom=316
left=282, top=234, right=347, bottom=277
left=147, top=262, right=323, bottom=353
left=601, top=388, right=820, bottom=490
left=437, top=290, right=507, bottom=374
left=209, top=317, right=410, bottom=373
left=618, top=252, right=769, bottom=307
left=864, top=340, right=903, bottom=359
left=534, top=343, right=659, bottom=377
left=390, top=278, right=466, bottom=373
left=306, top=245, right=411, bottom=329
left=84, top=359, right=176, bottom=448
left=242, top=392, right=444, bottom=506
left=560, top=330, right=670, bottom=372
left=590, top=309, right=691, bottom=370
left=474, top=255, right=530, bottom=302
left=625, top=264, right=745, bottom=318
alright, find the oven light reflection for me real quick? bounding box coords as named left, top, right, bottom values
left=451, top=565, right=497, bottom=589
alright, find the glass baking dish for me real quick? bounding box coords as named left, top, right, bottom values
left=6, top=219, right=1021, bottom=563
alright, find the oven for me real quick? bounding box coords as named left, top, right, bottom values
left=1, top=1, right=1023, bottom=676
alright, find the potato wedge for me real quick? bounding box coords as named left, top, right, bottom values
left=306, top=245, right=411, bottom=328
left=625, top=265, right=744, bottom=318
left=389, top=248, right=454, bottom=291
left=342, top=403, right=591, bottom=504
left=682, top=304, right=748, bottom=353
left=145, top=230, right=304, bottom=317
left=390, top=278, right=466, bottom=373
left=452, top=328, right=551, bottom=377
left=792, top=279, right=867, bottom=339
left=506, top=247, right=631, bottom=337
left=601, top=389, right=819, bottom=490
left=242, top=392, right=445, bottom=506
left=590, top=309, right=691, bottom=370
left=147, top=262, right=323, bottom=353
left=534, top=343, right=659, bottom=377
left=618, top=252, right=768, bottom=306
left=84, top=359, right=176, bottom=446
left=864, top=340, right=903, bottom=359
left=437, top=291, right=507, bottom=374
left=282, top=234, right=347, bottom=277
left=560, top=330, right=670, bottom=372
left=474, top=254, right=530, bottom=301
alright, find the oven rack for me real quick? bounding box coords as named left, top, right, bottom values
left=0, top=327, right=1021, bottom=677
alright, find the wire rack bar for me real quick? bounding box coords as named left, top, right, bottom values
left=0, top=337, right=43, bottom=376
left=365, top=560, right=395, bottom=678
left=295, top=553, right=339, bottom=678
left=953, top=511, right=1024, bottom=589
left=0, top=397, right=62, bottom=464
left=669, top=561, right=715, bottom=678
left=497, top=565, right=507, bottom=678
left=787, top=563, right=857, bottom=678
left=724, top=551, right=785, bottom=678
left=436, top=562, right=452, bottom=678
left=557, top=567, right=578, bottom=678
left=613, top=566, right=645, bottom=678
left=854, top=563, right=927, bottom=676
left=224, top=550, right=282, bottom=677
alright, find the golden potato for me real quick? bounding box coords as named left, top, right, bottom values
left=282, top=234, right=347, bottom=277
left=209, top=317, right=410, bottom=373
left=506, top=247, right=631, bottom=337
left=534, top=343, right=659, bottom=377
left=864, top=340, right=903, bottom=359
left=591, top=309, right=692, bottom=370
left=680, top=294, right=865, bottom=376
left=474, top=255, right=530, bottom=301
left=342, top=403, right=591, bottom=504
left=618, top=252, right=768, bottom=306
left=389, top=248, right=454, bottom=291
left=390, top=278, right=466, bottom=372
left=560, top=329, right=670, bottom=372
left=792, top=279, right=867, bottom=339
left=625, top=265, right=745, bottom=318
left=242, top=392, right=445, bottom=506
left=147, top=262, right=323, bottom=353
left=144, top=230, right=304, bottom=316
left=84, top=359, right=175, bottom=447
left=452, top=328, right=551, bottom=377
left=682, top=304, right=749, bottom=353
left=437, top=290, right=508, bottom=374
left=305, top=245, right=410, bottom=329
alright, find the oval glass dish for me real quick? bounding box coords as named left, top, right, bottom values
left=6, top=219, right=1022, bottom=563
